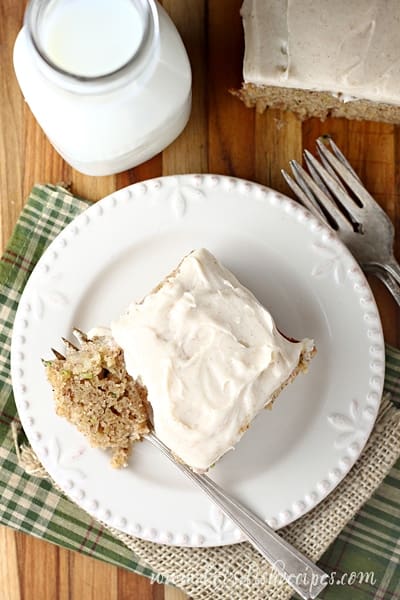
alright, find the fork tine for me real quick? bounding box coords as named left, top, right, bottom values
left=290, top=159, right=353, bottom=232
left=304, top=150, right=357, bottom=229
left=62, top=337, right=79, bottom=351
left=314, top=141, right=373, bottom=218
left=319, top=138, right=395, bottom=236
left=287, top=161, right=321, bottom=208
left=303, top=151, right=343, bottom=201
left=288, top=161, right=330, bottom=219
left=51, top=348, right=65, bottom=360
left=303, top=150, right=366, bottom=224
left=281, top=168, right=326, bottom=221
left=73, top=328, right=88, bottom=345
left=318, top=136, right=362, bottom=182
left=314, top=141, right=349, bottom=192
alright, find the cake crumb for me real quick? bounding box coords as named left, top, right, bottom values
left=45, top=334, right=149, bottom=468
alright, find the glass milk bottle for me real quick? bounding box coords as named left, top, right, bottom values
left=13, top=0, right=192, bottom=176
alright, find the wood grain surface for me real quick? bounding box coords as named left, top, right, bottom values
left=1, top=1, right=399, bottom=599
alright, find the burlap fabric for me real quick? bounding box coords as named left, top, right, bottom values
left=18, top=394, right=400, bottom=600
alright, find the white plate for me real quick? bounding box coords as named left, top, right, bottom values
left=11, top=175, right=385, bottom=547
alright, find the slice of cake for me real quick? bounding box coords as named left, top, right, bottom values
left=45, top=249, right=315, bottom=472
left=111, top=248, right=315, bottom=472
left=235, top=0, right=400, bottom=123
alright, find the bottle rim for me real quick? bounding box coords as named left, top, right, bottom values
left=24, top=0, right=160, bottom=93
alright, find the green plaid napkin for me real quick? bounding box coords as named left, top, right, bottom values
left=0, top=185, right=156, bottom=578
left=0, top=185, right=399, bottom=598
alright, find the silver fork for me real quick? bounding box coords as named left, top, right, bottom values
left=148, top=432, right=327, bottom=600
left=281, top=136, right=400, bottom=307
left=53, top=330, right=328, bottom=600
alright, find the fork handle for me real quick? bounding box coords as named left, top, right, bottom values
left=146, top=432, right=328, bottom=600
left=365, top=264, right=400, bottom=308
left=384, top=259, right=400, bottom=287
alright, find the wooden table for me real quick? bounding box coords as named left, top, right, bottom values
left=1, top=1, right=399, bottom=599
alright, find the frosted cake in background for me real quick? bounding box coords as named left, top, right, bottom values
left=236, top=0, right=400, bottom=123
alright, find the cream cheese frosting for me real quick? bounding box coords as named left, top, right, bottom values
left=111, top=249, right=313, bottom=472
left=241, top=0, right=400, bottom=106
